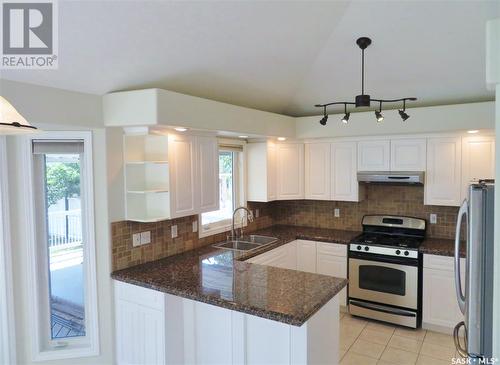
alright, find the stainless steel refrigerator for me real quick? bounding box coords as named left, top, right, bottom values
left=454, top=180, right=494, bottom=363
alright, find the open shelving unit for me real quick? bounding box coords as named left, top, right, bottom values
left=124, top=134, right=171, bottom=222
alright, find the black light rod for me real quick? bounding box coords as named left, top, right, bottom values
left=314, top=102, right=356, bottom=107
left=370, top=97, right=417, bottom=102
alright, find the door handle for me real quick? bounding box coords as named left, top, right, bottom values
left=453, top=321, right=468, bottom=358
left=454, top=200, right=467, bottom=314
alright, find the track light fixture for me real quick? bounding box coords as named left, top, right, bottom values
left=341, top=104, right=350, bottom=124
left=398, top=100, right=410, bottom=121
left=319, top=106, right=328, bottom=125
left=315, top=37, right=417, bottom=126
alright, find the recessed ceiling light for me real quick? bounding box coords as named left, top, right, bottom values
left=277, top=137, right=286, bottom=141
left=174, top=127, right=188, bottom=132
left=238, top=135, right=248, bottom=139
left=467, top=130, right=479, bottom=134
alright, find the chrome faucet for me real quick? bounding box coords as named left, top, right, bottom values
left=231, top=206, right=254, bottom=239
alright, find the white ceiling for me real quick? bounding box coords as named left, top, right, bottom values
left=2, top=1, right=498, bottom=116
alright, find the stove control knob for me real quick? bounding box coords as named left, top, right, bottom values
left=364, top=246, right=369, bottom=251
left=396, top=250, right=401, bottom=255
left=357, top=245, right=362, bottom=251
left=404, top=251, right=409, bottom=256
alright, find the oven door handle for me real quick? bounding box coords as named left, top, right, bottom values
left=349, top=300, right=416, bottom=317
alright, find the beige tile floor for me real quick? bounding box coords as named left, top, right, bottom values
left=339, top=313, right=465, bottom=365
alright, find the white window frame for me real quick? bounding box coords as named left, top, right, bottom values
left=0, top=136, right=16, bottom=365
left=199, top=143, right=246, bottom=238
left=22, top=131, right=99, bottom=361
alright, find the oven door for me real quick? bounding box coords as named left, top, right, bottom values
left=349, top=256, right=418, bottom=309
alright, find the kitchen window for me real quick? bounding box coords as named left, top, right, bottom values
left=200, top=145, right=245, bottom=237
left=25, top=132, right=99, bottom=360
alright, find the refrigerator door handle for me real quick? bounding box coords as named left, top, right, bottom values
left=453, top=321, right=468, bottom=358
left=454, top=200, right=467, bottom=314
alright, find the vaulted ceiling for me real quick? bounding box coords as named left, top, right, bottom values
left=2, top=1, right=498, bottom=116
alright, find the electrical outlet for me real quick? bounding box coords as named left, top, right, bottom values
left=255, top=209, right=260, bottom=218
left=171, top=225, right=178, bottom=238
left=430, top=214, right=437, bottom=224
left=192, top=220, right=198, bottom=233
left=334, top=208, right=340, bottom=218
left=140, top=231, right=151, bottom=245
left=132, top=233, right=141, bottom=247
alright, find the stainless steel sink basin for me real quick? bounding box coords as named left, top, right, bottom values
left=213, top=235, right=278, bottom=252
left=239, top=235, right=278, bottom=245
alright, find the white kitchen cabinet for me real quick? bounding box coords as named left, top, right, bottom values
left=423, top=254, right=465, bottom=332
left=277, top=142, right=305, bottom=200
left=316, top=243, right=347, bottom=307
left=248, top=241, right=297, bottom=270
left=331, top=141, right=360, bottom=202
left=247, top=141, right=277, bottom=202
left=197, top=136, right=219, bottom=213
left=168, top=133, right=199, bottom=218
left=357, top=140, right=391, bottom=171
left=305, top=142, right=331, bottom=200
left=115, top=281, right=166, bottom=365
left=390, top=138, right=427, bottom=171
left=296, top=240, right=317, bottom=273
left=461, top=135, right=495, bottom=201
left=425, top=137, right=462, bottom=206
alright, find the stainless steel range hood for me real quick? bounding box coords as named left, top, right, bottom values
left=357, top=171, right=425, bottom=185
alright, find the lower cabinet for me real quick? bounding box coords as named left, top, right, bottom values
left=423, top=254, right=465, bottom=332
left=247, top=240, right=347, bottom=307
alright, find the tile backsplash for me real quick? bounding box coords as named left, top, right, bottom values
left=112, top=185, right=458, bottom=271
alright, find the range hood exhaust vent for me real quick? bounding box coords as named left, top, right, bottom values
left=357, top=171, right=425, bottom=185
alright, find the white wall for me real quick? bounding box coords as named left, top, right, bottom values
left=295, top=101, right=495, bottom=139
left=0, top=79, right=102, bottom=128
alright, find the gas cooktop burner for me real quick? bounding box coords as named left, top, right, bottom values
left=353, top=233, right=423, bottom=249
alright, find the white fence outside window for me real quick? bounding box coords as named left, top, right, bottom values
left=47, top=209, right=82, bottom=247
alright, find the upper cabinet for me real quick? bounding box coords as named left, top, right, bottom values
left=277, top=142, right=305, bottom=200
left=331, top=141, right=361, bottom=202
left=305, top=142, right=331, bottom=200
left=124, top=133, right=219, bottom=222
left=425, top=137, right=462, bottom=206
left=390, top=138, right=427, bottom=171
left=247, top=141, right=277, bottom=202
left=357, top=140, right=390, bottom=171
left=461, top=136, right=495, bottom=201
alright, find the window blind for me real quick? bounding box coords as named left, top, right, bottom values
left=32, top=139, right=84, bottom=154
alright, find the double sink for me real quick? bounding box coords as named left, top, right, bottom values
left=213, top=235, right=278, bottom=252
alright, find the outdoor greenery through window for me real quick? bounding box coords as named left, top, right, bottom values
left=201, top=150, right=240, bottom=233
left=44, top=153, right=85, bottom=339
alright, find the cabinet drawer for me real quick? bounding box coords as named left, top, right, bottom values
left=115, top=280, right=165, bottom=311
left=423, top=254, right=465, bottom=272
left=316, top=242, right=346, bottom=257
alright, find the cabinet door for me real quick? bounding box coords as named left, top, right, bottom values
left=296, top=240, right=317, bottom=273
left=169, top=134, right=198, bottom=217
left=277, top=143, right=304, bottom=200
left=390, top=139, right=426, bottom=171
left=331, top=142, right=359, bottom=202
left=316, top=253, right=347, bottom=306
left=197, top=136, right=219, bottom=213
left=267, top=141, right=277, bottom=201
left=357, top=140, right=390, bottom=171
left=461, top=136, right=495, bottom=201
left=305, top=143, right=331, bottom=200
left=425, top=137, right=462, bottom=206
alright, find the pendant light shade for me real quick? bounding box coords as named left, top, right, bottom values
left=0, top=96, right=38, bottom=135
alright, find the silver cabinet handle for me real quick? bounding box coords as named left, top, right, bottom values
left=454, top=200, right=467, bottom=314
left=454, top=321, right=468, bottom=358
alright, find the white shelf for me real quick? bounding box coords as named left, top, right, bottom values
left=126, top=215, right=170, bottom=223
left=127, top=189, right=169, bottom=194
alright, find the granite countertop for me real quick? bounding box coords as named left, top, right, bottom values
left=111, top=225, right=357, bottom=326
left=419, top=237, right=465, bottom=257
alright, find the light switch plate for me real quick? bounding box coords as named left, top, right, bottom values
left=140, top=231, right=151, bottom=245
left=430, top=214, right=437, bottom=224
left=192, top=220, right=198, bottom=233
left=255, top=209, right=260, bottom=218
left=171, top=225, right=178, bottom=238
left=334, top=208, right=340, bottom=218
left=132, top=233, right=141, bottom=247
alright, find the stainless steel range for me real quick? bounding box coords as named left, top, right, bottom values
left=348, top=215, right=425, bottom=328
